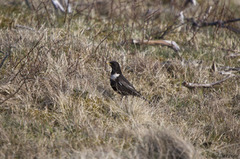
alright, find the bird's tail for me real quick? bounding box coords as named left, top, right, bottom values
left=136, top=91, right=153, bottom=106
left=140, top=95, right=153, bottom=105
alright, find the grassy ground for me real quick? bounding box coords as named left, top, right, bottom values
left=0, top=0, right=240, bottom=158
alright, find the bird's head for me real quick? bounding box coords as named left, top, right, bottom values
left=108, top=61, right=122, bottom=74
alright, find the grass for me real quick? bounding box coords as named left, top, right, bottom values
left=0, top=0, right=240, bottom=158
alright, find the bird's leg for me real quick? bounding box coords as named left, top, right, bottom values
left=120, top=95, right=125, bottom=111
left=120, top=95, right=124, bottom=106
left=125, top=96, right=130, bottom=114
left=120, top=96, right=129, bottom=113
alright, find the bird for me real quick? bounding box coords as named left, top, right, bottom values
left=108, top=61, right=150, bottom=103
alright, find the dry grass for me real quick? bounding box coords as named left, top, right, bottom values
left=0, top=0, right=240, bottom=158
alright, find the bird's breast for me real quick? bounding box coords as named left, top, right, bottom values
left=110, top=73, right=120, bottom=81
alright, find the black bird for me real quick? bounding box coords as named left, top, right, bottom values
left=108, top=61, right=149, bottom=102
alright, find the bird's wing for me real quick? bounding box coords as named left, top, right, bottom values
left=118, top=75, right=135, bottom=88
left=117, top=75, right=141, bottom=96
left=119, top=79, right=135, bottom=90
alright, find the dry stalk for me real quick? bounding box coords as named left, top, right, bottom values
left=182, top=75, right=238, bottom=89
left=130, top=39, right=180, bottom=52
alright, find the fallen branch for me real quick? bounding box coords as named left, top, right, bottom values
left=225, top=53, right=240, bottom=58
left=188, top=18, right=240, bottom=34
left=52, top=0, right=65, bottom=13
left=182, top=75, right=237, bottom=89
left=52, top=0, right=72, bottom=13
left=201, top=18, right=240, bottom=27
left=223, top=25, right=240, bottom=34
left=24, top=0, right=72, bottom=13
left=219, top=66, right=240, bottom=72
left=131, top=39, right=180, bottom=52
left=210, top=61, right=240, bottom=75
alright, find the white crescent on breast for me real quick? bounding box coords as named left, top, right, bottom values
left=110, top=73, right=120, bottom=81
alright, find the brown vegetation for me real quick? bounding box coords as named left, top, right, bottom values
left=0, top=0, right=240, bottom=158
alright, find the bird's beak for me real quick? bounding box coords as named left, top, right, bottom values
left=107, top=62, right=111, bottom=66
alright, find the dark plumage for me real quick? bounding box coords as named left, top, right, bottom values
left=108, top=61, right=151, bottom=104
left=108, top=61, right=141, bottom=96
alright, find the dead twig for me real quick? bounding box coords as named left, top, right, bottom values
left=225, top=53, right=240, bottom=58
left=219, top=66, right=240, bottom=72
left=0, top=51, right=9, bottom=69
left=52, top=0, right=72, bottom=13
left=182, top=75, right=238, bottom=89
left=201, top=18, right=240, bottom=27
left=153, top=22, right=185, bottom=39
left=188, top=18, right=240, bottom=34
left=223, top=25, right=240, bottom=34
left=94, top=23, right=115, bottom=54
left=52, top=0, right=65, bottom=13
left=13, top=34, right=44, bottom=69
left=10, top=34, right=44, bottom=82
left=0, top=79, right=26, bottom=105
left=131, top=39, right=180, bottom=52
